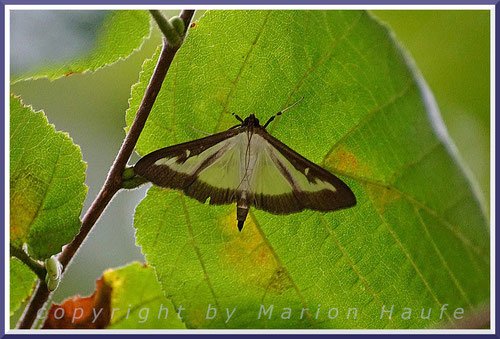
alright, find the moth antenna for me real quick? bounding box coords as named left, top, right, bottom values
left=280, top=96, right=304, bottom=115
left=232, top=112, right=244, bottom=123
left=263, top=96, right=304, bottom=128
left=187, top=124, right=211, bottom=136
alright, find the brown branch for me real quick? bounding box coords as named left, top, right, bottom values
left=16, top=9, right=195, bottom=329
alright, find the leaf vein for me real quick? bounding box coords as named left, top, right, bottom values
left=318, top=214, right=399, bottom=329
left=179, top=196, right=227, bottom=328
left=413, top=205, right=473, bottom=308
left=327, top=169, right=488, bottom=262
left=370, top=199, right=454, bottom=322
left=270, top=11, right=364, bottom=134
left=213, top=11, right=272, bottom=133
left=249, top=211, right=318, bottom=328
left=389, top=141, right=441, bottom=184
left=324, top=78, right=414, bottom=159
left=24, top=138, right=64, bottom=236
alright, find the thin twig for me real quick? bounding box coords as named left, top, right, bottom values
left=10, top=245, right=46, bottom=281
left=16, top=9, right=195, bottom=329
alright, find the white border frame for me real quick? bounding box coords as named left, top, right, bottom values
left=4, top=4, right=495, bottom=335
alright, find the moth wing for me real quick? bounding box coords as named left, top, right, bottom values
left=247, top=129, right=356, bottom=214
left=134, top=128, right=248, bottom=205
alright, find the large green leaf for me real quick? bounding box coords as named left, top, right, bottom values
left=127, top=10, right=489, bottom=329
left=12, top=10, right=151, bottom=82
left=10, top=258, right=36, bottom=316
left=10, top=95, right=87, bottom=259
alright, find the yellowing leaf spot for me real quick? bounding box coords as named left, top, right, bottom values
left=10, top=181, right=41, bottom=245
left=103, top=269, right=125, bottom=291
left=190, top=308, right=205, bottom=327
left=266, top=267, right=293, bottom=296
left=218, top=211, right=292, bottom=294
left=365, top=183, right=401, bottom=213
left=325, top=146, right=370, bottom=177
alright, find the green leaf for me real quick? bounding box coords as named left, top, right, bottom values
left=10, top=95, right=87, bottom=259
left=13, top=10, right=151, bottom=82
left=103, top=262, right=187, bottom=329
left=10, top=258, right=37, bottom=316
left=128, top=10, right=489, bottom=329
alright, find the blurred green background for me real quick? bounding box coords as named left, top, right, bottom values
left=10, top=10, right=490, bottom=303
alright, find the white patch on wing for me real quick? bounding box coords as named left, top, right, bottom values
left=154, top=140, right=229, bottom=175
left=245, top=135, right=292, bottom=195
left=197, top=135, right=245, bottom=189
left=265, top=143, right=336, bottom=194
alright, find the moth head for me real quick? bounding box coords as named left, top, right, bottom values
left=242, top=114, right=260, bottom=127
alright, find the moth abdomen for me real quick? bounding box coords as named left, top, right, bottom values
left=236, top=204, right=249, bottom=232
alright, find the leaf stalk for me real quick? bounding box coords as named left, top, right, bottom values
left=149, top=10, right=182, bottom=46
left=10, top=244, right=46, bottom=281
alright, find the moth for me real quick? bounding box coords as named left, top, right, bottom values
left=134, top=99, right=356, bottom=231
